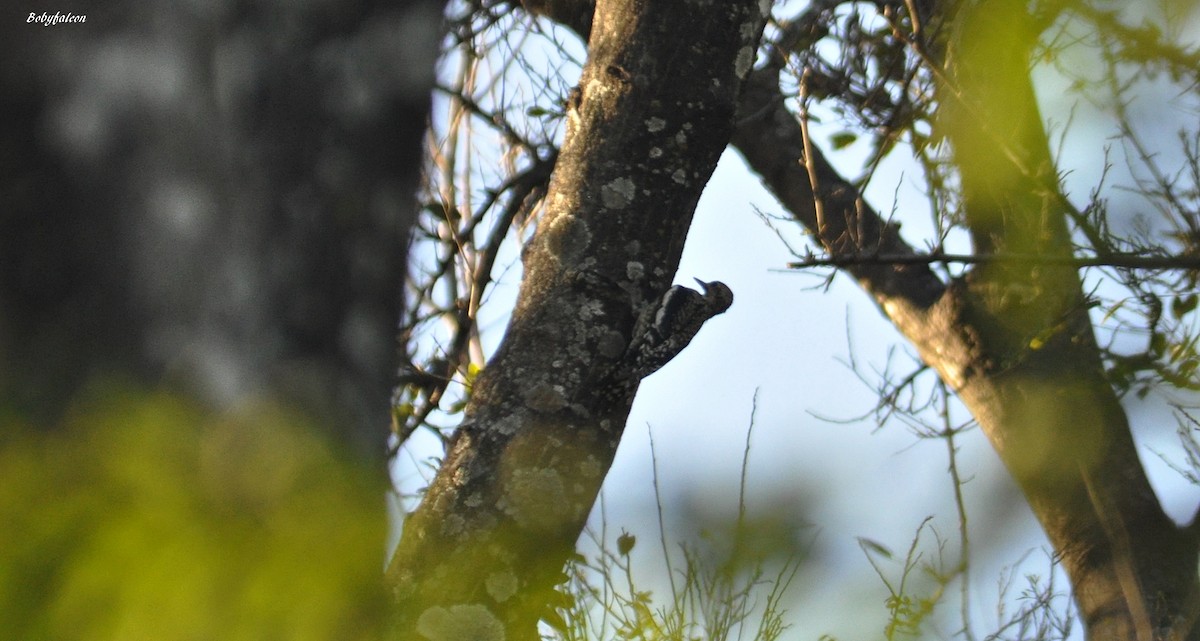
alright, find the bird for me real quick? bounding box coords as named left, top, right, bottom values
left=626, top=278, right=733, bottom=379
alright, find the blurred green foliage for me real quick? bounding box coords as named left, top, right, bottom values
left=0, top=383, right=387, bottom=641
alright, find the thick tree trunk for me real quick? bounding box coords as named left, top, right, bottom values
left=385, top=2, right=765, bottom=639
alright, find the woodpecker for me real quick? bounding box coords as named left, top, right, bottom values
left=626, top=278, right=734, bottom=379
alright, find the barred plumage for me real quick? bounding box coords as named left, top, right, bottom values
left=627, top=278, right=733, bottom=379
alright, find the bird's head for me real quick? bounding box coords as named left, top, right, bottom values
left=693, top=278, right=734, bottom=313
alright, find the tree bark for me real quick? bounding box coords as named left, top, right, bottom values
left=385, top=2, right=765, bottom=639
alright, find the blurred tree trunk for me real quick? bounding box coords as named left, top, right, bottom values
left=931, top=4, right=1199, bottom=639
left=0, top=0, right=439, bottom=459
left=1, top=3, right=439, bottom=639
left=384, top=1, right=765, bottom=639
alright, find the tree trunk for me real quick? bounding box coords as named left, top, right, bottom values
left=385, top=2, right=765, bottom=639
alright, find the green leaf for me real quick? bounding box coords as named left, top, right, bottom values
left=464, top=362, right=483, bottom=387
left=616, top=531, right=636, bottom=556
left=1174, top=294, right=1198, bottom=319
left=830, top=131, right=858, bottom=150
left=422, top=201, right=449, bottom=221
left=1101, top=298, right=1127, bottom=323
left=1151, top=331, right=1167, bottom=357
left=857, top=537, right=893, bottom=559
left=392, top=403, right=414, bottom=421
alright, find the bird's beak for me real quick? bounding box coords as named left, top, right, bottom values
left=693, top=277, right=708, bottom=290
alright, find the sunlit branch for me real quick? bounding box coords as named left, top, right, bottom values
left=788, top=251, right=1200, bottom=271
